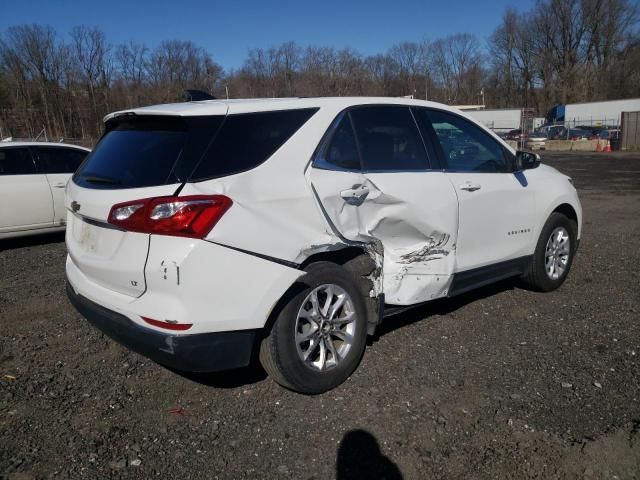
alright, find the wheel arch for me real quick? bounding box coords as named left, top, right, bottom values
left=548, top=198, right=582, bottom=240
left=299, top=245, right=369, bottom=269
left=262, top=245, right=383, bottom=339
left=552, top=203, right=578, bottom=227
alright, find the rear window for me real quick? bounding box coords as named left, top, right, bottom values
left=74, top=115, right=223, bottom=189
left=189, top=108, right=318, bottom=181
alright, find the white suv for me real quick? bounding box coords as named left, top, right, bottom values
left=0, top=142, right=90, bottom=238
left=65, top=98, right=582, bottom=394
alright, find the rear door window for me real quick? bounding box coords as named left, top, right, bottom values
left=190, top=108, right=318, bottom=181
left=349, top=106, right=430, bottom=171
left=313, top=113, right=361, bottom=171
left=0, top=148, right=37, bottom=175
left=74, top=115, right=223, bottom=189
left=35, top=147, right=88, bottom=174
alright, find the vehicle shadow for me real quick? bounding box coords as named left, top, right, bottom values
left=0, top=231, right=65, bottom=251
left=336, top=429, right=403, bottom=480
left=170, top=279, right=520, bottom=389
left=169, top=363, right=268, bottom=389
left=373, top=278, right=518, bottom=340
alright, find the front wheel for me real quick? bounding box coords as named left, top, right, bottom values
left=259, top=262, right=368, bottom=394
left=521, top=212, right=577, bottom=291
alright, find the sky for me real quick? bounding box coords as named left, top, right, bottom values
left=1, top=0, right=537, bottom=70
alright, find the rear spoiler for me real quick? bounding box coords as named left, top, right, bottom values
left=183, top=90, right=216, bottom=102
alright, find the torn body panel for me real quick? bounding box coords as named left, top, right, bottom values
left=309, top=167, right=459, bottom=306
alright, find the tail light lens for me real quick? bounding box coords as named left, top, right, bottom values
left=108, top=195, right=232, bottom=238
left=141, top=316, right=193, bottom=331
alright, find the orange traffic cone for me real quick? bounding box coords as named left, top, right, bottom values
left=596, top=140, right=602, bottom=152
left=603, top=140, right=611, bottom=152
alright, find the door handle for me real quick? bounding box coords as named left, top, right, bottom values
left=459, top=183, right=481, bottom=192
left=340, top=185, right=370, bottom=206
left=53, top=183, right=66, bottom=188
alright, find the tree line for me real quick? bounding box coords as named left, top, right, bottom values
left=1, top=0, right=638, bottom=142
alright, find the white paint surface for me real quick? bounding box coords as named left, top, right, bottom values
left=66, top=97, right=583, bottom=335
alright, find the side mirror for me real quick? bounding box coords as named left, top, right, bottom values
left=515, top=150, right=541, bottom=170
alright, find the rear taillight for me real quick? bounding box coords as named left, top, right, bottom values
left=108, top=195, right=232, bottom=238
left=141, top=316, right=193, bottom=331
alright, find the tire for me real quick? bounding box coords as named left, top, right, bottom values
left=521, top=212, right=577, bottom=292
left=259, top=262, right=369, bottom=394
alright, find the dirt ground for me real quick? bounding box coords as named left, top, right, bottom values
left=1, top=151, right=639, bottom=480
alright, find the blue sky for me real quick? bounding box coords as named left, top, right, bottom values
left=1, top=0, right=536, bottom=70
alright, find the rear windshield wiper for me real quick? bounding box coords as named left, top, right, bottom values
left=80, top=175, right=121, bottom=185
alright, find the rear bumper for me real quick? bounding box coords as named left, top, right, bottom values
left=66, top=282, right=257, bottom=372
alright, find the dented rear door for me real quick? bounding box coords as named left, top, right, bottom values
left=310, top=106, right=459, bottom=305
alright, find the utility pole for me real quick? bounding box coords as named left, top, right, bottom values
left=424, top=68, right=429, bottom=101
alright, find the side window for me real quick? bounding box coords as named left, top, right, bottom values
left=0, top=148, right=37, bottom=175
left=314, top=113, right=361, bottom=171
left=421, top=109, right=510, bottom=173
left=36, top=147, right=88, bottom=174
left=350, top=106, right=429, bottom=171
left=191, top=108, right=318, bottom=181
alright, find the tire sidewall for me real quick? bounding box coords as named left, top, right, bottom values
left=270, top=263, right=368, bottom=394
left=533, top=213, right=577, bottom=291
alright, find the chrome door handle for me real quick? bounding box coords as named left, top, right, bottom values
left=459, top=183, right=481, bottom=192
left=340, top=185, right=370, bottom=205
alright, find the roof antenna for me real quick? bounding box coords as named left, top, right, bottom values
left=182, top=89, right=216, bottom=102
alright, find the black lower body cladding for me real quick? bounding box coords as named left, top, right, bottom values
left=66, top=282, right=257, bottom=372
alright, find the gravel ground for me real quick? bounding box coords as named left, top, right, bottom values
left=1, top=151, right=639, bottom=480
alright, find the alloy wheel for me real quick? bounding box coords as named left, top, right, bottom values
left=294, top=284, right=357, bottom=371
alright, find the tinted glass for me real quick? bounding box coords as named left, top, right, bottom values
left=0, top=148, right=36, bottom=175
left=423, top=109, right=510, bottom=172
left=350, top=106, right=429, bottom=171
left=191, top=108, right=318, bottom=181
left=36, top=147, right=88, bottom=174
left=314, top=114, right=360, bottom=170
left=74, top=116, right=222, bottom=189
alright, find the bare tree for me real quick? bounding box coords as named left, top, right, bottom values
left=1, top=7, right=639, bottom=143
left=1, top=25, right=66, bottom=137
left=147, top=40, right=223, bottom=101
left=70, top=26, right=112, bottom=132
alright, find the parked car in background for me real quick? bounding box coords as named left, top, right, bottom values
left=575, top=126, right=602, bottom=138
left=503, top=129, right=526, bottom=141
left=0, top=142, right=90, bottom=239
left=525, top=130, right=548, bottom=150
left=65, top=97, right=582, bottom=394
left=567, top=129, right=590, bottom=140
left=594, top=128, right=620, bottom=140
left=540, top=125, right=567, bottom=139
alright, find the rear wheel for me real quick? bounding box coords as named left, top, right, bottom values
left=259, top=262, right=368, bottom=394
left=521, top=212, right=577, bottom=291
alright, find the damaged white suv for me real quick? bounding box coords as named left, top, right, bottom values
left=66, top=98, right=582, bottom=394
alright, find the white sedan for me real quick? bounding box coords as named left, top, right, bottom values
left=0, top=142, right=90, bottom=239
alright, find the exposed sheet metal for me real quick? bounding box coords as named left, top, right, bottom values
left=309, top=168, right=459, bottom=306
